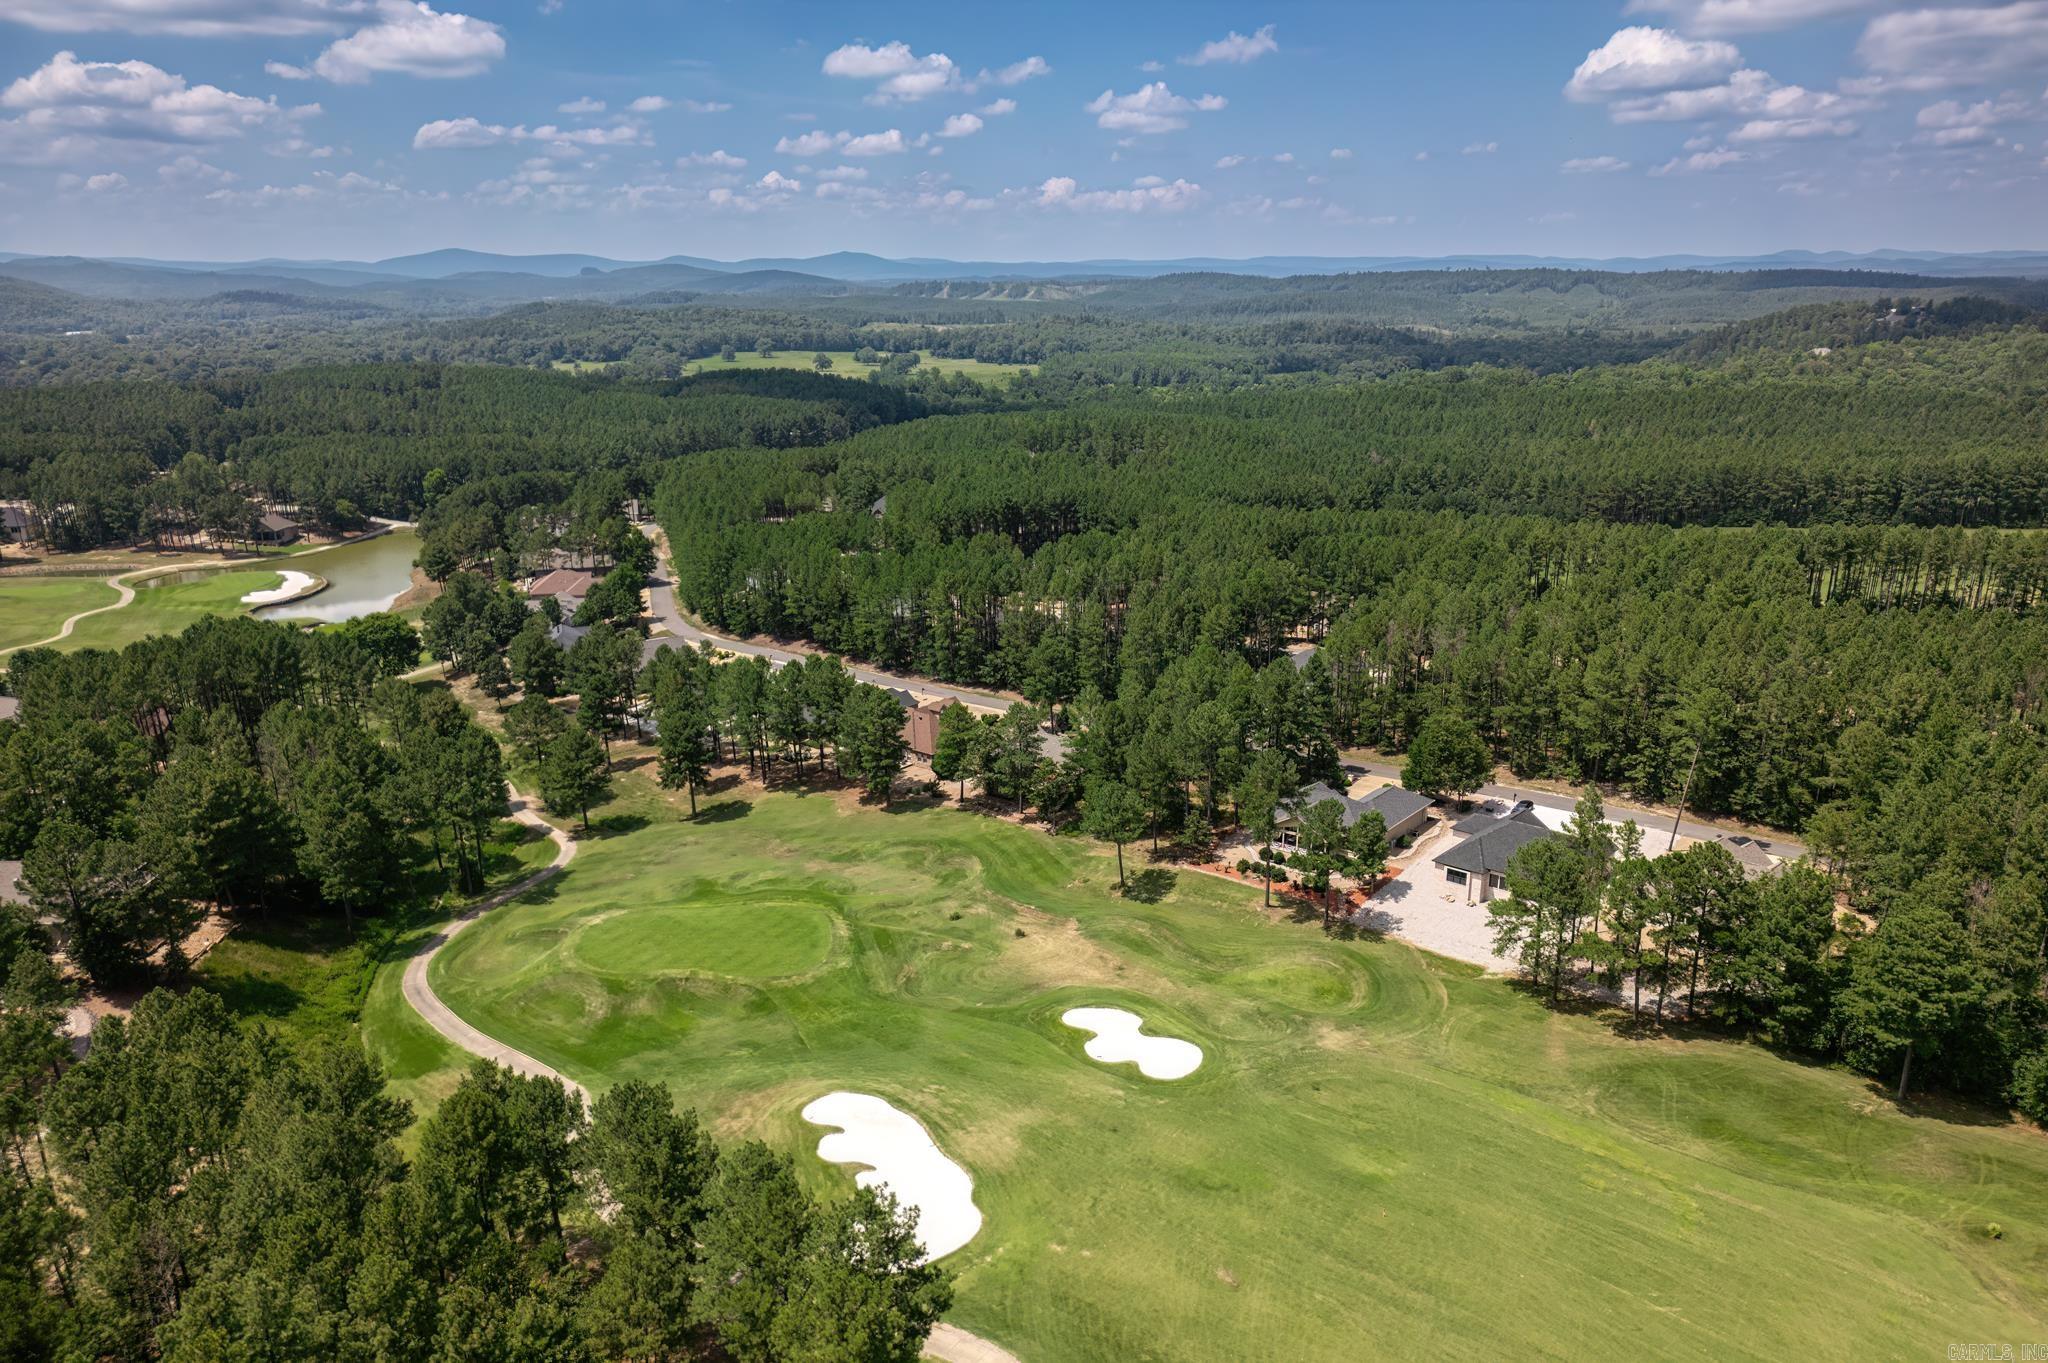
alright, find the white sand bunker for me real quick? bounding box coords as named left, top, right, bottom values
left=801, top=1092, right=982, bottom=1262
left=1061, top=1007, right=1203, bottom=1079
left=241, top=571, right=316, bottom=605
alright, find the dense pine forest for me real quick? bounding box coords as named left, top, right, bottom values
left=4, top=266, right=2048, bottom=1358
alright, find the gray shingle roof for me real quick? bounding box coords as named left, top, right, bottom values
left=1434, top=814, right=1555, bottom=876
left=1278, top=780, right=1430, bottom=833
left=1357, top=785, right=1432, bottom=828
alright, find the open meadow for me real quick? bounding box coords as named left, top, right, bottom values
left=677, top=348, right=1030, bottom=382
left=364, top=774, right=2048, bottom=1363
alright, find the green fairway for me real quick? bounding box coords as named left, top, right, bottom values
left=571, top=887, right=836, bottom=978
left=0, top=574, right=119, bottom=651
left=681, top=348, right=1029, bottom=383
left=384, top=784, right=2048, bottom=1363
left=60, top=567, right=280, bottom=651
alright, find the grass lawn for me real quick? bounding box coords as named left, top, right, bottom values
left=60, top=568, right=281, bottom=652
left=0, top=574, right=119, bottom=651
left=681, top=349, right=1029, bottom=384
left=372, top=776, right=2048, bottom=1363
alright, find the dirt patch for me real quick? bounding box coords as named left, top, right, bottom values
left=389, top=566, right=440, bottom=613
left=1312, top=1020, right=1375, bottom=1052
left=1001, top=906, right=1137, bottom=992
left=1216, top=1266, right=1239, bottom=1288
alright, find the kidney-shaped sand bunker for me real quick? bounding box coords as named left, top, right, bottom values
left=800, top=1091, right=982, bottom=1262
left=1061, top=1006, right=1204, bottom=1079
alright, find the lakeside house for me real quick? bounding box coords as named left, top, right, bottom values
left=254, top=512, right=300, bottom=545
left=527, top=568, right=596, bottom=618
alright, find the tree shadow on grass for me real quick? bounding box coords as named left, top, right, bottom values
left=1121, top=868, right=1176, bottom=904
left=583, top=812, right=650, bottom=840
left=692, top=800, right=752, bottom=824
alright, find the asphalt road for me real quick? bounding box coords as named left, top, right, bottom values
left=635, top=528, right=1804, bottom=861
left=639, top=552, right=1019, bottom=714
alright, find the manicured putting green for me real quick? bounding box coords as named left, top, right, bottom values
left=573, top=898, right=834, bottom=979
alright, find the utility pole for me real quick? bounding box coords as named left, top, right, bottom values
left=1668, top=737, right=1700, bottom=852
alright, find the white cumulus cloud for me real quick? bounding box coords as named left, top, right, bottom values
left=773, top=127, right=907, bottom=157
left=1650, top=145, right=1751, bottom=173
left=939, top=112, right=983, bottom=138
left=1566, top=27, right=1742, bottom=101
left=1622, top=0, right=1889, bottom=33
left=1562, top=154, right=1633, bottom=172
left=5, top=0, right=342, bottom=37
left=1084, top=82, right=1226, bottom=134
left=679, top=148, right=746, bottom=167
left=1035, top=173, right=1205, bottom=211
left=1182, top=24, right=1278, bottom=65
left=0, top=50, right=298, bottom=163
left=293, top=1, right=505, bottom=84
left=1858, top=3, right=2048, bottom=89
left=558, top=95, right=604, bottom=114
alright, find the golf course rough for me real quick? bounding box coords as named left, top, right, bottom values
left=400, top=789, right=2048, bottom=1363
left=1060, top=1007, right=1203, bottom=1079
left=801, top=1091, right=983, bottom=1261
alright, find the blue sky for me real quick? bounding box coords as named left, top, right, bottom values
left=2, top=0, right=2045, bottom=262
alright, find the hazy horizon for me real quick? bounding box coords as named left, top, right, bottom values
left=4, top=2, right=2048, bottom=262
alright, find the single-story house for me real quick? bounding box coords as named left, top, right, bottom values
left=1432, top=808, right=1553, bottom=904
left=1, top=504, right=35, bottom=544
left=1275, top=780, right=1434, bottom=848
left=1719, top=835, right=1781, bottom=879
left=528, top=568, right=596, bottom=604
left=255, top=512, right=300, bottom=545
left=550, top=621, right=590, bottom=651
left=901, top=699, right=949, bottom=760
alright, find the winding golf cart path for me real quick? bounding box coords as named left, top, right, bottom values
left=0, top=568, right=144, bottom=657
left=395, top=786, right=1020, bottom=1363
left=399, top=787, right=589, bottom=1107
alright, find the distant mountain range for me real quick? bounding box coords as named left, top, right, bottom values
left=6, top=246, right=2048, bottom=295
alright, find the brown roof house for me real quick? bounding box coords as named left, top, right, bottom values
left=901, top=698, right=950, bottom=760
left=527, top=568, right=596, bottom=612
